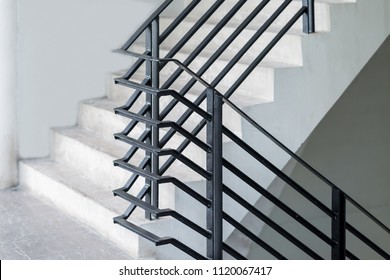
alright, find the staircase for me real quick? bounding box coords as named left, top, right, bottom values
left=19, top=0, right=390, bottom=260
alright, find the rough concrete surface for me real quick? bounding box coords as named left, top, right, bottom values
left=0, top=186, right=131, bottom=260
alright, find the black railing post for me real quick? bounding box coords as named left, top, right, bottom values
left=144, top=23, right=153, bottom=220
left=151, top=17, right=160, bottom=217
left=144, top=18, right=160, bottom=220
left=332, top=188, right=346, bottom=259
left=303, top=0, right=315, bottom=34
left=206, top=88, right=223, bottom=260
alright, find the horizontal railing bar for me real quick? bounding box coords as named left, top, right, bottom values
left=115, top=108, right=160, bottom=126
left=114, top=159, right=211, bottom=207
left=121, top=49, right=151, bottom=81
left=223, top=126, right=334, bottom=218
left=160, top=119, right=207, bottom=175
left=115, top=76, right=177, bottom=96
left=161, top=0, right=227, bottom=69
left=114, top=75, right=211, bottom=121
left=160, top=0, right=249, bottom=87
left=222, top=243, right=247, bottom=260
left=114, top=189, right=211, bottom=238
left=156, top=1, right=295, bottom=171
left=121, top=0, right=174, bottom=50
left=114, top=50, right=211, bottom=90
left=162, top=238, right=208, bottom=260
left=115, top=108, right=211, bottom=152
left=346, top=250, right=359, bottom=260
left=213, top=0, right=293, bottom=99
left=225, top=5, right=305, bottom=99
left=118, top=184, right=150, bottom=219
left=114, top=217, right=207, bottom=260
left=114, top=216, right=162, bottom=243
left=118, top=157, right=150, bottom=193
left=223, top=158, right=335, bottom=247
left=158, top=210, right=211, bottom=238
left=346, top=223, right=390, bottom=259
left=115, top=133, right=211, bottom=180
left=120, top=77, right=150, bottom=111
left=218, top=90, right=390, bottom=236
left=165, top=177, right=211, bottom=208
left=158, top=0, right=287, bottom=150
left=121, top=132, right=150, bottom=163
left=223, top=212, right=287, bottom=260
left=114, top=159, right=160, bottom=180
left=223, top=185, right=323, bottom=260
left=159, top=0, right=272, bottom=121
left=127, top=53, right=390, bottom=250
left=159, top=0, right=201, bottom=43
left=345, top=195, right=390, bottom=235
left=120, top=105, right=150, bottom=139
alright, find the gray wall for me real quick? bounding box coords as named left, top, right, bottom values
left=17, top=0, right=164, bottom=158
left=249, top=35, right=390, bottom=260
left=294, top=35, right=390, bottom=212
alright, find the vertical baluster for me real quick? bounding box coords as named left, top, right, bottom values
left=303, top=0, right=315, bottom=34
left=206, top=88, right=223, bottom=259
left=151, top=17, right=160, bottom=217
left=145, top=24, right=153, bottom=220
left=332, top=188, right=346, bottom=259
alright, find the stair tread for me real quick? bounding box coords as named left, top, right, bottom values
left=160, top=15, right=302, bottom=36
left=21, top=158, right=136, bottom=218
left=81, top=97, right=207, bottom=141
left=178, top=0, right=360, bottom=35
left=54, top=123, right=207, bottom=183
left=20, top=158, right=179, bottom=258
left=53, top=125, right=131, bottom=160
left=131, top=42, right=299, bottom=69
left=0, top=187, right=132, bottom=260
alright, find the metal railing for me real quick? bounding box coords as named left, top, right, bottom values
left=112, top=0, right=390, bottom=259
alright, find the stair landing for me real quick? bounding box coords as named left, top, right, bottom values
left=0, top=187, right=131, bottom=260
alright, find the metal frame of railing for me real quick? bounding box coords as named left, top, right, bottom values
left=112, top=0, right=390, bottom=260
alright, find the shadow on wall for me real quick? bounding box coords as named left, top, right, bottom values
left=248, top=35, right=390, bottom=260
left=294, top=35, right=390, bottom=212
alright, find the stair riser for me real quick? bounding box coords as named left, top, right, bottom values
left=127, top=46, right=275, bottom=105
left=19, top=162, right=154, bottom=259
left=183, top=0, right=331, bottom=32
left=158, top=18, right=303, bottom=66
left=78, top=102, right=211, bottom=167
left=52, top=131, right=134, bottom=190
left=81, top=95, right=243, bottom=146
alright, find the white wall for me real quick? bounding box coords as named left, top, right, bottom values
left=17, top=0, right=164, bottom=158
left=0, top=0, right=17, bottom=189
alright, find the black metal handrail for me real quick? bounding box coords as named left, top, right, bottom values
left=115, top=48, right=390, bottom=258
left=112, top=0, right=389, bottom=260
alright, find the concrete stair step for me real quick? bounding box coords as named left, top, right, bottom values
left=0, top=187, right=132, bottom=260
left=183, top=0, right=355, bottom=33
left=183, top=0, right=321, bottom=32
left=79, top=97, right=203, bottom=143
left=78, top=98, right=220, bottom=170
left=19, top=157, right=211, bottom=260
left=158, top=17, right=303, bottom=66
left=107, top=70, right=244, bottom=139
left=19, top=158, right=162, bottom=259
left=128, top=45, right=285, bottom=107
left=52, top=125, right=207, bottom=189
left=51, top=126, right=143, bottom=190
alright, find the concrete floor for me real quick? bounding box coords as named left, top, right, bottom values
left=0, top=186, right=131, bottom=260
